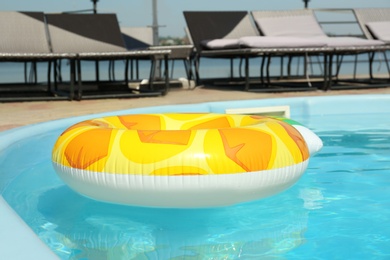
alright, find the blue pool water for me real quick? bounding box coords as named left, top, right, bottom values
left=1, top=95, right=390, bottom=259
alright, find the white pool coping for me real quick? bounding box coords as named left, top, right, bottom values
left=0, top=197, right=59, bottom=259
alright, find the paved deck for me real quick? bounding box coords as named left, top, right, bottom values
left=1, top=86, right=390, bottom=131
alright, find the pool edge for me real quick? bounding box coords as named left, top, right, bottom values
left=0, top=196, right=59, bottom=259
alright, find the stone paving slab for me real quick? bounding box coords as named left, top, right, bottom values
left=1, top=86, right=389, bottom=131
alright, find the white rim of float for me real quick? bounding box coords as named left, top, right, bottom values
left=53, top=160, right=309, bottom=208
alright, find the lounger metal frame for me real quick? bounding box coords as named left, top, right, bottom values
left=74, top=50, right=170, bottom=100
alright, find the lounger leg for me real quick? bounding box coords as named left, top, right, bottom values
left=108, top=61, right=111, bottom=81
left=47, top=60, right=52, bottom=94
left=74, top=59, right=82, bottom=100
left=324, top=54, right=333, bottom=91
left=287, top=56, right=292, bottom=78
left=136, top=59, right=140, bottom=79
left=170, top=60, right=175, bottom=79
left=53, top=60, right=58, bottom=93
left=296, top=56, right=301, bottom=76
left=260, top=55, right=266, bottom=87
left=353, top=54, right=358, bottom=80
left=323, top=54, right=329, bottom=90
left=109, top=60, right=116, bottom=82
left=95, top=60, right=100, bottom=84
left=266, top=54, right=271, bottom=87
left=239, top=58, right=243, bottom=78
left=69, top=59, right=75, bottom=100
left=111, top=60, right=116, bottom=82
left=280, top=56, right=284, bottom=79
left=24, top=62, right=28, bottom=83
left=57, top=60, right=63, bottom=83
left=23, top=62, right=35, bottom=84
left=163, top=55, right=169, bottom=95
left=305, top=53, right=312, bottom=88
left=194, top=54, right=201, bottom=86
left=149, top=59, right=156, bottom=91
left=335, top=54, right=344, bottom=81
left=244, top=56, right=250, bottom=91
left=33, top=62, right=37, bottom=84
left=187, top=58, right=194, bottom=82
left=125, top=59, right=129, bottom=86
left=383, top=51, right=390, bottom=78
left=316, top=55, right=324, bottom=75
left=130, top=59, right=134, bottom=80
left=183, top=58, right=194, bottom=89
left=303, top=55, right=308, bottom=78
left=113, top=60, right=116, bottom=81
left=230, top=58, right=234, bottom=79
left=369, top=52, right=374, bottom=80
left=183, top=60, right=189, bottom=79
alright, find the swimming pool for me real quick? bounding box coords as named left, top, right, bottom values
left=1, top=95, right=389, bottom=259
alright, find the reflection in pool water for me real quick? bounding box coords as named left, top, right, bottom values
left=36, top=185, right=308, bottom=259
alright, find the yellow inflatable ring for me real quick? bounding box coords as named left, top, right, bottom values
left=52, top=113, right=322, bottom=207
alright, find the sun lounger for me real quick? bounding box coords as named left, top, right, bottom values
left=365, top=22, right=390, bottom=43
left=120, top=27, right=154, bottom=81
left=251, top=9, right=390, bottom=90
left=121, top=27, right=195, bottom=85
left=46, top=13, right=170, bottom=99
left=185, top=11, right=260, bottom=51
left=0, top=11, right=76, bottom=101
left=353, top=8, right=390, bottom=43
left=353, top=8, right=390, bottom=79
left=0, top=12, right=50, bottom=54
left=121, top=27, right=154, bottom=50
left=184, top=11, right=334, bottom=91
left=252, top=10, right=383, bottom=47
left=184, top=11, right=257, bottom=89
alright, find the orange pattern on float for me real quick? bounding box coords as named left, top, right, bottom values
left=52, top=113, right=309, bottom=176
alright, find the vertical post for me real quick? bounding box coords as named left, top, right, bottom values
left=303, top=0, right=310, bottom=9
left=152, top=0, right=161, bottom=78
left=92, top=0, right=98, bottom=14
left=92, top=0, right=99, bottom=84
left=152, top=0, right=159, bottom=46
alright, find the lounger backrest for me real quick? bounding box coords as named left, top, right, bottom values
left=353, top=8, right=390, bottom=40
left=183, top=11, right=259, bottom=51
left=185, top=27, right=194, bottom=46
left=121, top=27, right=154, bottom=50
left=0, top=11, right=50, bottom=53
left=251, top=10, right=326, bottom=38
left=46, top=13, right=127, bottom=53
left=365, top=22, right=390, bottom=42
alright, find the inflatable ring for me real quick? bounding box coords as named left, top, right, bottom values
left=52, top=113, right=322, bottom=208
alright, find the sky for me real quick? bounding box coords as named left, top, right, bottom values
left=1, top=0, right=389, bottom=37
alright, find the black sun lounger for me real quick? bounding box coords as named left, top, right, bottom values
left=121, top=27, right=195, bottom=87
left=46, top=13, right=171, bottom=100
left=0, top=11, right=76, bottom=101
left=183, top=11, right=333, bottom=92
left=353, top=8, right=390, bottom=43
left=251, top=9, right=390, bottom=90
left=354, top=8, right=390, bottom=80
